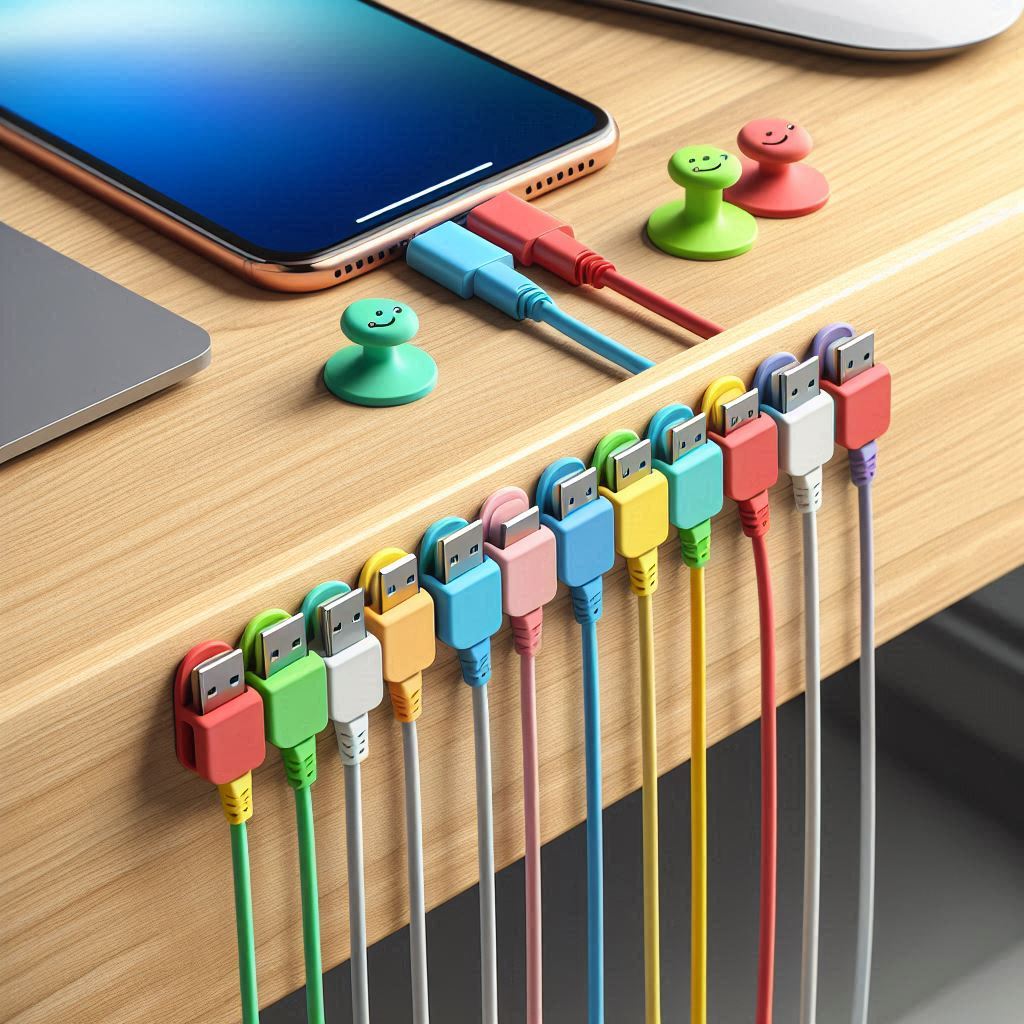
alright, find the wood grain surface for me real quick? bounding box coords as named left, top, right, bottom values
left=1, top=3, right=1022, bottom=1021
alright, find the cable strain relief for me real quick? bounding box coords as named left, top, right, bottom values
left=334, top=714, right=369, bottom=767
left=511, top=608, right=544, bottom=657
left=519, top=286, right=555, bottom=323
left=281, top=736, right=318, bottom=790
left=570, top=577, right=604, bottom=625
left=217, top=771, right=254, bottom=825
left=388, top=674, right=423, bottom=724
left=574, top=249, right=616, bottom=289
left=678, top=520, right=712, bottom=568
left=458, top=639, right=492, bottom=688
left=791, top=466, right=823, bottom=514
left=738, top=492, right=771, bottom=538
left=848, top=440, right=878, bottom=488
left=626, top=549, right=659, bottom=597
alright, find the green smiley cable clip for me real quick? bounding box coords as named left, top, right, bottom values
left=324, top=298, right=437, bottom=407
left=647, top=145, right=757, bottom=261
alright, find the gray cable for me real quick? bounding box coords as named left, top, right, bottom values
left=344, top=761, right=370, bottom=1024
left=800, top=508, right=822, bottom=1024
left=472, top=684, right=499, bottom=1024
left=852, top=483, right=876, bottom=1024
left=402, top=720, right=430, bottom=1024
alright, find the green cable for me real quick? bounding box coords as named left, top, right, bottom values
left=294, top=784, right=325, bottom=1024
left=230, top=822, right=260, bottom=1024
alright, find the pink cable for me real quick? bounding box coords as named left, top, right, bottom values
left=519, top=647, right=543, bottom=1024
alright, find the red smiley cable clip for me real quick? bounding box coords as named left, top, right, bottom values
left=724, top=118, right=830, bottom=218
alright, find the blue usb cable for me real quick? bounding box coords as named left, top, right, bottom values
left=418, top=515, right=504, bottom=1024
left=406, top=220, right=654, bottom=375
left=536, top=457, right=616, bottom=1024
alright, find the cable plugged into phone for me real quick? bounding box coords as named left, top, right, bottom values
left=468, top=192, right=724, bottom=339
left=406, top=220, right=654, bottom=374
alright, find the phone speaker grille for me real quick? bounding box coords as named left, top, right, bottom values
left=334, top=239, right=409, bottom=279
left=524, top=158, right=596, bottom=197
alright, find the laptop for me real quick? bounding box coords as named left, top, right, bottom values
left=0, top=223, right=211, bottom=465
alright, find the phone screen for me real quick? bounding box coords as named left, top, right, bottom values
left=0, top=1, right=606, bottom=261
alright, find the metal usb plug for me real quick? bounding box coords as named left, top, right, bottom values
left=259, top=613, right=308, bottom=678
left=190, top=648, right=246, bottom=714
left=553, top=466, right=599, bottom=519
left=319, top=588, right=368, bottom=658
left=436, top=520, right=484, bottom=584
left=370, top=552, right=421, bottom=614
left=834, top=330, right=875, bottom=384
left=667, top=413, right=708, bottom=464
left=498, top=505, right=541, bottom=548
left=771, top=357, right=821, bottom=414
left=609, top=438, right=653, bottom=491
left=720, top=388, right=760, bottom=435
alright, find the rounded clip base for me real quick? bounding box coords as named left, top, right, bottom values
left=725, top=159, right=829, bottom=218
left=647, top=199, right=756, bottom=261
left=323, top=345, right=437, bottom=408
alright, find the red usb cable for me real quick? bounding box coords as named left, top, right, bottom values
left=467, top=192, right=725, bottom=340
left=702, top=377, right=780, bottom=1024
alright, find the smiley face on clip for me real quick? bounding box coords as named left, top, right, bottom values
left=341, top=298, right=420, bottom=347
left=667, top=145, right=742, bottom=190
left=738, top=118, right=813, bottom=163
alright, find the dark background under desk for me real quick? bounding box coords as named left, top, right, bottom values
left=266, top=567, right=1024, bottom=1023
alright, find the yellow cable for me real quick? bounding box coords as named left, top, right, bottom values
left=690, top=567, right=708, bottom=1024
left=637, top=589, right=661, bottom=1024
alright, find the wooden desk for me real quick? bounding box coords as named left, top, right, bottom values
left=2, top=4, right=1022, bottom=1021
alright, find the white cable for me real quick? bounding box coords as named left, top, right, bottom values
left=852, top=482, right=876, bottom=1024
left=343, top=757, right=370, bottom=1024
left=472, top=684, right=499, bottom=1024
left=800, top=507, right=821, bottom=1024
left=403, top=719, right=430, bottom=1024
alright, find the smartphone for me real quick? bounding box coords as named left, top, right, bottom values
left=0, top=0, right=617, bottom=292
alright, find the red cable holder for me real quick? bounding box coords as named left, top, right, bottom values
left=174, top=640, right=266, bottom=785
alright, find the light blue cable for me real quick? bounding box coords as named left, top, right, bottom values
left=537, top=302, right=653, bottom=375
left=406, top=220, right=654, bottom=376
left=581, top=612, right=605, bottom=1024
left=572, top=576, right=605, bottom=1024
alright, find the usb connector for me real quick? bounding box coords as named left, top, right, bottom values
left=240, top=608, right=328, bottom=789
left=536, top=458, right=615, bottom=620
left=371, top=553, right=420, bottom=614
left=554, top=466, right=599, bottom=520
left=647, top=405, right=723, bottom=568
left=592, top=430, right=669, bottom=595
left=319, top=588, right=368, bottom=658
left=834, top=331, right=875, bottom=384
left=359, top=549, right=436, bottom=724
left=721, top=388, right=760, bottom=435
left=301, top=582, right=384, bottom=765
left=480, top=486, right=558, bottom=652
left=259, top=613, right=308, bottom=678
left=701, top=376, right=779, bottom=535
left=772, top=357, right=820, bottom=414
left=810, top=322, right=890, bottom=482
left=419, top=516, right=503, bottom=688
left=436, top=520, right=484, bottom=584
left=755, top=351, right=834, bottom=513
left=499, top=505, right=541, bottom=548
left=610, top=438, right=653, bottom=491
left=668, top=413, right=707, bottom=463
left=191, top=648, right=246, bottom=715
